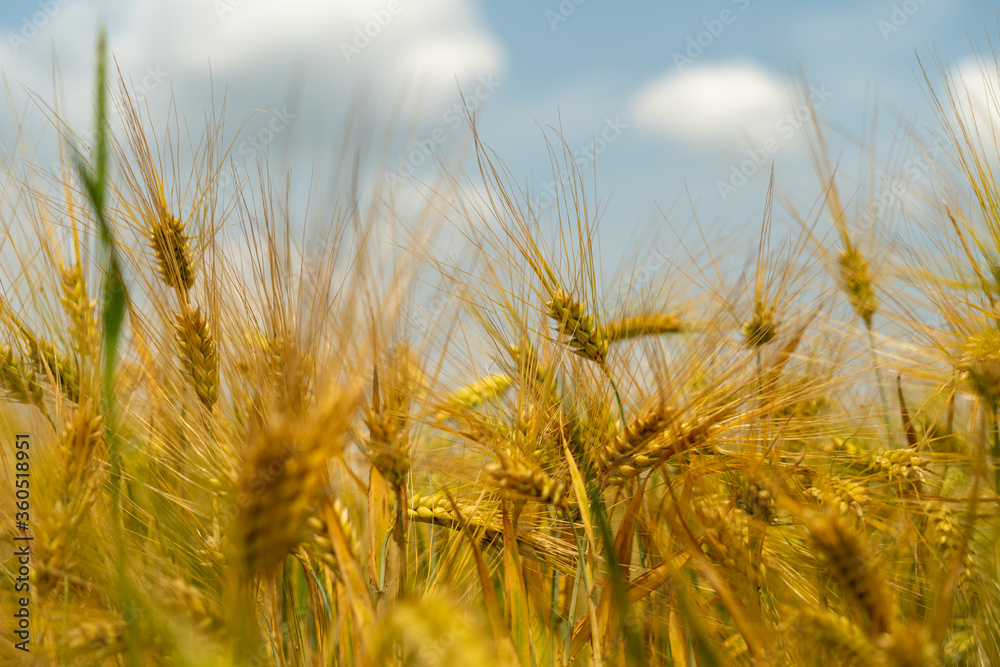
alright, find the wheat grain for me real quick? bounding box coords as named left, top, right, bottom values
left=163, top=577, right=223, bottom=634
left=437, top=372, right=513, bottom=420
left=408, top=492, right=577, bottom=573
left=62, top=620, right=126, bottom=659
left=697, top=501, right=754, bottom=576
left=601, top=405, right=727, bottom=485
left=808, top=477, right=867, bottom=521
left=872, top=449, right=926, bottom=485
left=60, top=405, right=106, bottom=490
left=598, top=401, right=672, bottom=475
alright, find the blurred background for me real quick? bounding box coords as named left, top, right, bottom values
left=0, top=0, right=996, bottom=282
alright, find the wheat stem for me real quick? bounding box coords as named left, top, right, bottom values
left=866, top=324, right=893, bottom=446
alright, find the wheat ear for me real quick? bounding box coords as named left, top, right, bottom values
left=174, top=305, right=219, bottom=409
left=485, top=454, right=570, bottom=511
left=546, top=288, right=608, bottom=365
left=603, top=312, right=683, bottom=343
left=0, top=344, right=45, bottom=407
left=802, top=507, right=894, bottom=638
left=150, top=206, right=195, bottom=293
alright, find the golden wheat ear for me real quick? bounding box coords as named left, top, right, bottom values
left=59, top=262, right=97, bottom=357
left=484, top=453, right=571, bottom=511
left=27, top=336, right=81, bottom=403
left=743, top=301, right=778, bottom=347
left=231, top=388, right=354, bottom=581
left=800, top=506, right=895, bottom=638
left=434, top=372, right=514, bottom=422
left=837, top=244, right=878, bottom=329
left=545, top=287, right=608, bottom=365
left=174, top=304, right=219, bottom=410
left=603, top=311, right=684, bottom=343
left=788, top=607, right=877, bottom=664
left=0, top=344, right=45, bottom=408
left=150, top=205, right=196, bottom=294
left=365, top=343, right=420, bottom=485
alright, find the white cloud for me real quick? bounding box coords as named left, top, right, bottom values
left=0, top=0, right=505, bottom=133
left=630, top=62, right=795, bottom=148
left=950, top=57, right=1000, bottom=137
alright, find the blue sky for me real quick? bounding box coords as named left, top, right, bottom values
left=0, top=0, right=997, bottom=275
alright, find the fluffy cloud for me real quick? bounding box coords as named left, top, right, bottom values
left=950, top=56, right=1000, bottom=137
left=0, top=0, right=505, bottom=131
left=630, top=62, right=796, bottom=148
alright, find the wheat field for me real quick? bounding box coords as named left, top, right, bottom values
left=1, top=32, right=1000, bottom=666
